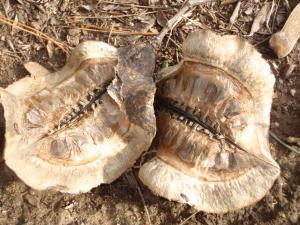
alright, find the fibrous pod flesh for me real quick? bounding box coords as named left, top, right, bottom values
left=0, top=42, right=156, bottom=193
left=139, top=30, right=280, bottom=213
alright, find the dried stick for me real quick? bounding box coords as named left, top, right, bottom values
left=179, top=211, right=199, bottom=225
left=126, top=172, right=152, bottom=225
left=229, top=1, right=241, bottom=27
left=100, top=0, right=172, bottom=9
left=0, top=15, right=69, bottom=54
left=156, top=0, right=216, bottom=44
left=72, top=25, right=158, bottom=36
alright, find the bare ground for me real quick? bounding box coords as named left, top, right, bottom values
left=0, top=0, right=299, bottom=224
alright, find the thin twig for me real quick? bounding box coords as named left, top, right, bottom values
left=229, top=1, right=241, bottom=27
left=254, top=36, right=271, bottom=46
left=156, top=0, right=216, bottom=44
left=100, top=0, right=176, bottom=9
left=0, top=15, right=69, bottom=54
left=270, top=131, right=300, bottom=156
left=127, top=172, right=152, bottom=225
left=67, top=25, right=158, bottom=36
left=179, top=211, right=199, bottom=225
left=68, top=11, right=158, bottom=20
left=182, top=15, right=208, bottom=29
left=107, top=23, right=114, bottom=44
left=165, top=13, right=183, bottom=48
left=68, top=8, right=176, bottom=20
left=271, top=0, right=281, bottom=32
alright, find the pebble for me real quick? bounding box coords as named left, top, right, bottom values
left=289, top=212, right=299, bottom=224
left=64, top=203, right=75, bottom=209
left=244, top=6, right=254, bottom=15
left=290, top=89, right=296, bottom=96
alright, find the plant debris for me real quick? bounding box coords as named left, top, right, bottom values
left=248, top=2, right=273, bottom=36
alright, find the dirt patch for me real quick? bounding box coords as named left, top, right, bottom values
left=0, top=1, right=299, bottom=225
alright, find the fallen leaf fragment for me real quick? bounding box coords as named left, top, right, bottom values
left=229, top=1, right=241, bottom=26
left=249, top=2, right=272, bottom=36
left=265, top=0, right=275, bottom=31
left=156, top=9, right=168, bottom=27
left=221, top=0, right=238, bottom=5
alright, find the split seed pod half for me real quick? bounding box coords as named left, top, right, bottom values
left=139, top=30, right=280, bottom=213
left=0, top=42, right=156, bottom=193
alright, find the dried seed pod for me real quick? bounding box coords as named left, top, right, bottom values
left=0, top=42, right=156, bottom=193
left=269, top=3, right=300, bottom=58
left=139, top=30, right=280, bottom=213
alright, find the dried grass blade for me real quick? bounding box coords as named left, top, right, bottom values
left=0, top=15, right=69, bottom=54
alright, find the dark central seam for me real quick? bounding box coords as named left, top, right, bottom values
left=49, top=78, right=113, bottom=135
left=155, top=96, right=278, bottom=168
left=155, top=96, right=224, bottom=137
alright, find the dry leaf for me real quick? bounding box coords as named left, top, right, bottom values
left=156, top=9, right=168, bottom=27
left=11, top=15, right=18, bottom=35
left=3, top=0, right=11, bottom=16
left=265, top=0, right=275, bottom=31
left=60, top=0, right=70, bottom=12
left=229, top=1, right=241, bottom=26
left=221, top=0, right=238, bottom=5
left=140, top=0, right=160, bottom=5
left=127, top=15, right=155, bottom=42
left=7, top=39, right=15, bottom=52
left=46, top=41, right=54, bottom=58
left=79, top=5, right=96, bottom=11
left=249, top=2, right=272, bottom=36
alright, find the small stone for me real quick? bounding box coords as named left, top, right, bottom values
left=290, top=89, right=296, bottom=96
left=244, top=6, right=253, bottom=15
left=289, top=212, right=299, bottom=224
left=64, top=203, right=74, bottom=209
left=64, top=201, right=77, bottom=209
left=282, top=63, right=296, bottom=79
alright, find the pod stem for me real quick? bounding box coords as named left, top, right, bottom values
left=270, top=131, right=300, bottom=156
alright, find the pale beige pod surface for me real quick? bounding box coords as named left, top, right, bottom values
left=0, top=42, right=156, bottom=193
left=139, top=30, right=280, bottom=213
